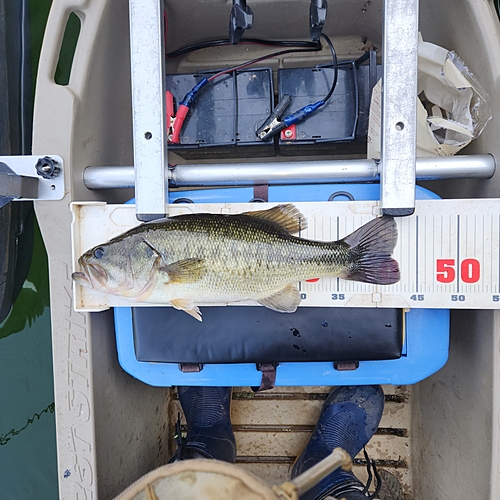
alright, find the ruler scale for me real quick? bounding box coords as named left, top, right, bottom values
left=71, top=199, right=500, bottom=311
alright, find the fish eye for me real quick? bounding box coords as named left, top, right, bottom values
left=93, top=247, right=105, bottom=259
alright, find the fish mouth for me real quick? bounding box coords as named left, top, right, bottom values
left=71, top=270, right=91, bottom=287
left=72, top=259, right=107, bottom=289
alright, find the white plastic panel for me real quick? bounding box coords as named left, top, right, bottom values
left=2, top=155, right=65, bottom=201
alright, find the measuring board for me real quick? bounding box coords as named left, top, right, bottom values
left=71, top=199, right=500, bottom=311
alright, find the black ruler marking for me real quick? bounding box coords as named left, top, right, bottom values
left=415, top=215, right=419, bottom=293
left=336, top=217, right=340, bottom=292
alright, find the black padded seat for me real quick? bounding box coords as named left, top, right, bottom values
left=132, top=306, right=403, bottom=365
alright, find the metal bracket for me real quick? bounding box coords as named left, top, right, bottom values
left=0, top=172, right=38, bottom=204
left=0, top=155, right=64, bottom=202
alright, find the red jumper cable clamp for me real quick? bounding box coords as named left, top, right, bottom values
left=168, top=78, right=209, bottom=144
left=166, top=91, right=175, bottom=142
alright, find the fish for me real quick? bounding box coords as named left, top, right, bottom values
left=72, top=204, right=400, bottom=321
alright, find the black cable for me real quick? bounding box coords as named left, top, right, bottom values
left=169, top=43, right=326, bottom=143
left=361, top=448, right=373, bottom=495
left=319, top=33, right=338, bottom=103
left=167, top=38, right=321, bottom=58
left=170, top=36, right=337, bottom=142
left=206, top=45, right=324, bottom=82
left=361, top=447, right=382, bottom=499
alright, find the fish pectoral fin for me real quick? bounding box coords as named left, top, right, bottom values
left=159, top=258, right=206, bottom=284
left=243, top=204, right=307, bottom=234
left=170, top=299, right=202, bottom=322
left=257, top=284, right=301, bottom=313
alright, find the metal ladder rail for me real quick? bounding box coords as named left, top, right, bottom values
left=129, top=0, right=167, bottom=222
left=380, top=0, right=419, bottom=216
left=127, top=0, right=431, bottom=219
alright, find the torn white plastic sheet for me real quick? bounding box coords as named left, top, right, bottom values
left=368, top=35, right=492, bottom=158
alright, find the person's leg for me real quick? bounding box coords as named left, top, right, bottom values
left=169, top=386, right=236, bottom=463
left=291, top=385, right=385, bottom=500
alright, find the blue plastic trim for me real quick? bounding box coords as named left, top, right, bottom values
left=168, top=183, right=441, bottom=204
left=115, top=183, right=449, bottom=387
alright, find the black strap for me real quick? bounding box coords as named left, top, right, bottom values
left=178, top=363, right=203, bottom=373
left=253, top=184, right=269, bottom=202
left=334, top=360, right=359, bottom=371
left=252, top=363, right=278, bottom=392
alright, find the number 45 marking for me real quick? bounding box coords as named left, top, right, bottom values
left=436, top=258, right=480, bottom=284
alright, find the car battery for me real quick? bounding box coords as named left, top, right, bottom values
left=166, top=68, right=274, bottom=159
left=277, top=52, right=381, bottom=156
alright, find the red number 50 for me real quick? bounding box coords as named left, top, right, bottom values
left=436, top=258, right=480, bottom=284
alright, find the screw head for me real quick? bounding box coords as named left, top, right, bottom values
left=284, top=129, right=293, bottom=139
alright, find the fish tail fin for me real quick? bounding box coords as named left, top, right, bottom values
left=342, top=216, right=400, bottom=285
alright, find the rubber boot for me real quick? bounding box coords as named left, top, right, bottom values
left=291, top=385, right=385, bottom=500
left=169, top=386, right=237, bottom=464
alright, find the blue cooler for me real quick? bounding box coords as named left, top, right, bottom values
left=113, top=184, right=449, bottom=389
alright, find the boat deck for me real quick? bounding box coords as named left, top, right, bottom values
left=169, top=385, right=412, bottom=498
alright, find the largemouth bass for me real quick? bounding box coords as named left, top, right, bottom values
left=72, top=204, right=399, bottom=321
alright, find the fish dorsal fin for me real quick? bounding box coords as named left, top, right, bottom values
left=243, top=204, right=307, bottom=234
left=257, top=283, right=301, bottom=313
left=159, top=258, right=206, bottom=284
